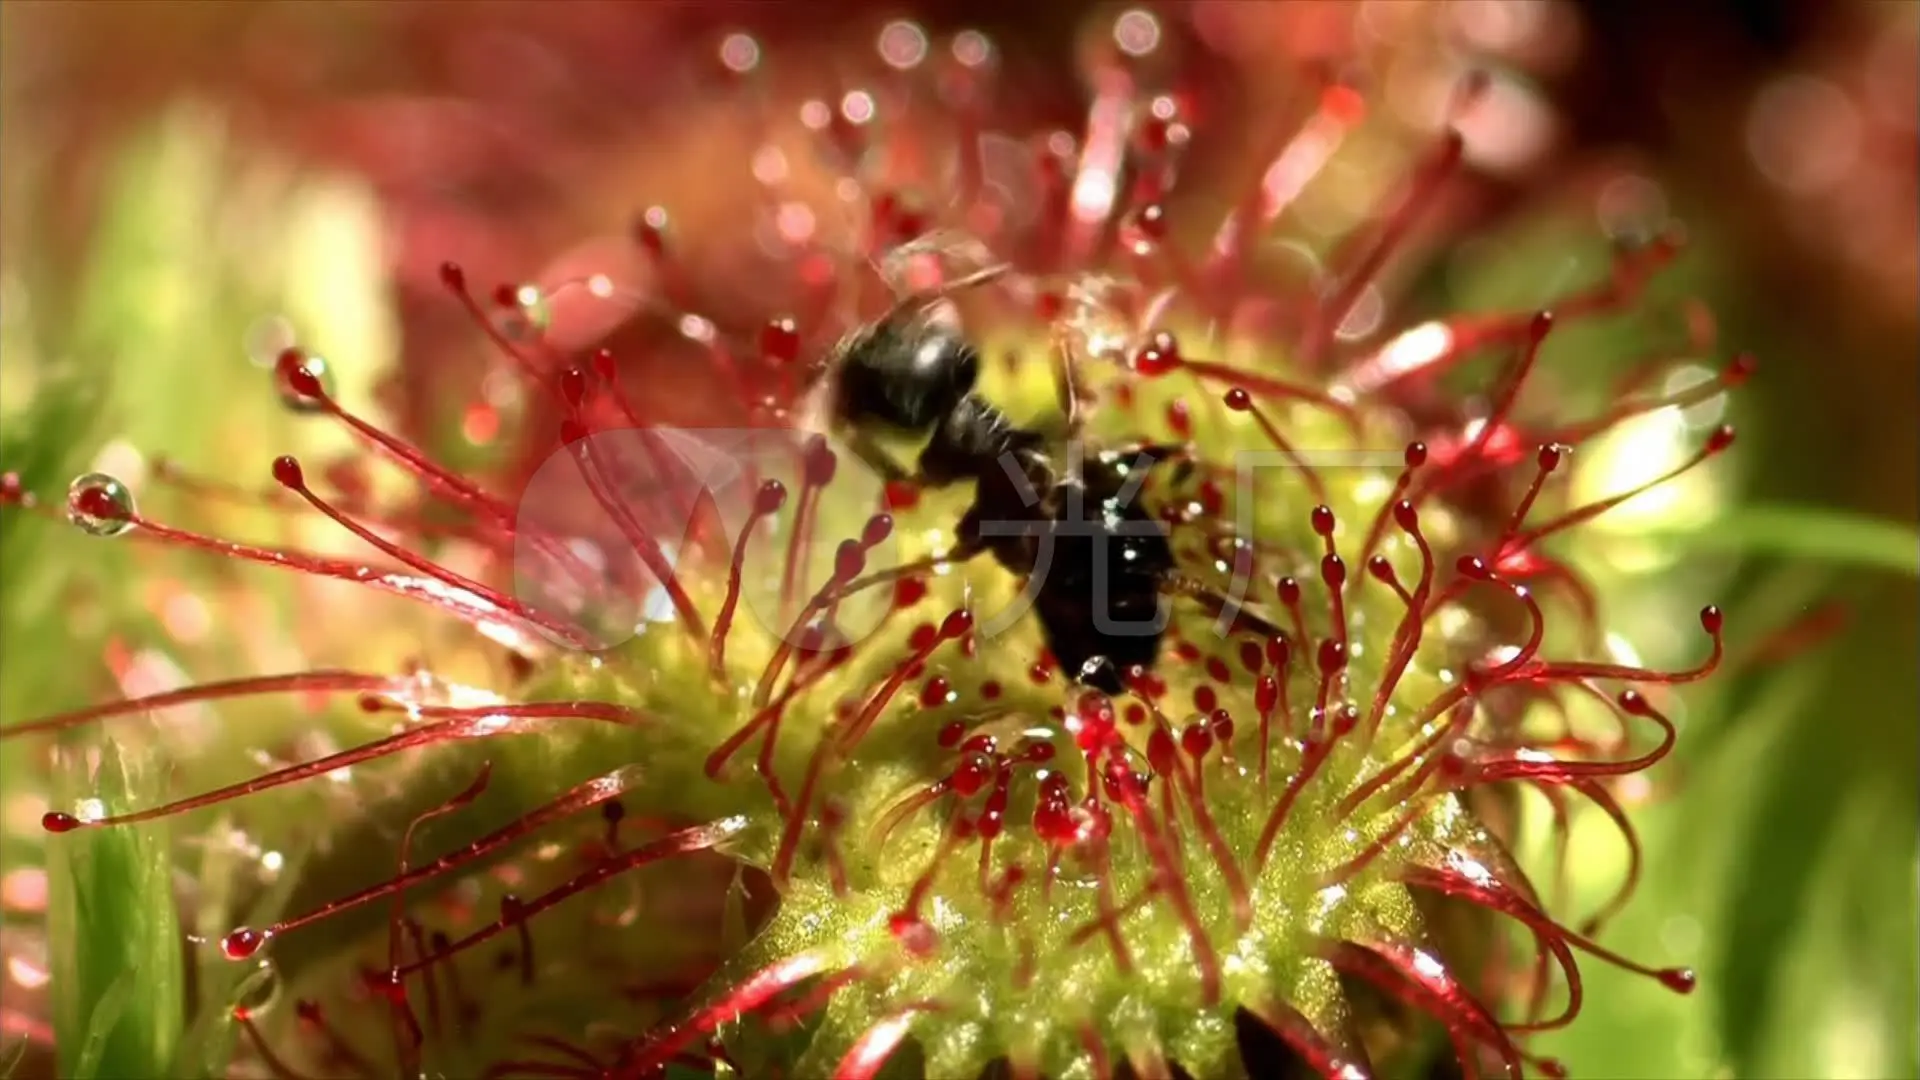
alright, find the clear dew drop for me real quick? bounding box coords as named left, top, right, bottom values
left=274, top=351, right=337, bottom=414
left=65, top=472, right=136, bottom=537
left=232, top=956, right=282, bottom=1015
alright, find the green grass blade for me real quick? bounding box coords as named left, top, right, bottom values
left=46, top=738, right=184, bottom=1080
left=1649, top=504, right=1920, bottom=576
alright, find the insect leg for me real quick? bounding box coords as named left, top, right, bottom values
left=1050, top=331, right=1085, bottom=441
left=835, top=427, right=916, bottom=485
left=1094, top=441, right=1198, bottom=489
left=1161, top=571, right=1288, bottom=641
left=926, top=261, right=1014, bottom=299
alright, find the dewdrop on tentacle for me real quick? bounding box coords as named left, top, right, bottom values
left=2, top=14, right=1766, bottom=1080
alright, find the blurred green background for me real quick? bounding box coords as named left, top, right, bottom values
left=0, top=2, right=1913, bottom=1078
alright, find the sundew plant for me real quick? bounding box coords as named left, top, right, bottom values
left=2, top=7, right=1915, bottom=1080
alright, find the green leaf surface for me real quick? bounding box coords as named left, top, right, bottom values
left=1531, top=584, right=1919, bottom=1079
left=47, top=738, right=183, bottom=1080
left=1649, top=504, right=1920, bottom=576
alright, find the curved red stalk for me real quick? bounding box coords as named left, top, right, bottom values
left=1566, top=778, right=1645, bottom=937
left=1404, top=861, right=1695, bottom=995
left=393, top=816, right=747, bottom=981
left=752, top=515, right=895, bottom=708
left=1362, top=501, right=1436, bottom=739
left=779, top=438, right=838, bottom=627
left=0, top=670, right=400, bottom=741
left=833, top=1003, right=942, bottom=1080
left=381, top=764, right=493, bottom=1070
left=62, top=489, right=561, bottom=653
left=220, top=763, right=644, bottom=961
left=1159, top=724, right=1253, bottom=931
left=235, top=1008, right=324, bottom=1080
left=275, top=350, right=519, bottom=525
left=43, top=701, right=643, bottom=835
left=437, top=263, right=555, bottom=385
left=1337, top=231, right=1683, bottom=398
left=710, top=480, right=788, bottom=680
left=613, top=952, right=836, bottom=1078
left=1247, top=1001, right=1375, bottom=1080
left=1302, top=130, right=1466, bottom=367
left=555, top=419, right=707, bottom=639
left=273, top=455, right=597, bottom=650
left=1324, top=940, right=1526, bottom=1080
left=1210, top=79, right=1365, bottom=280
left=1505, top=427, right=1736, bottom=553
left=1510, top=605, right=1724, bottom=687
left=1456, top=689, right=1675, bottom=786
left=774, top=609, right=967, bottom=885
left=1401, top=865, right=1584, bottom=1034
left=1106, top=755, right=1222, bottom=1005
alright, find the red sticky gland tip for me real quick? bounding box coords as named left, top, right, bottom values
left=803, top=438, right=838, bottom=486
left=270, top=455, right=304, bottom=490
left=71, top=484, right=131, bottom=523
left=221, top=927, right=267, bottom=961
left=1316, top=639, right=1347, bottom=677
left=1320, top=554, right=1346, bottom=590
left=557, top=366, right=589, bottom=409
left=1212, top=389, right=1329, bottom=503
left=834, top=540, right=867, bottom=583
left=41, top=811, right=80, bottom=834
left=1700, top=604, right=1725, bottom=635
left=275, top=349, right=327, bottom=400
left=1310, top=505, right=1336, bottom=538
